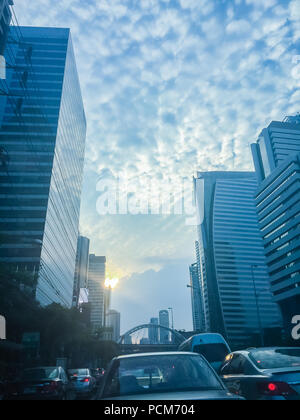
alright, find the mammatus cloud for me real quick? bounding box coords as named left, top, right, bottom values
left=14, top=0, right=300, bottom=329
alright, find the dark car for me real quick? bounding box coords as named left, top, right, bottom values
left=98, top=352, right=244, bottom=400
left=91, top=368, right=105, bottom=385
left=220, top=347, right=300, bottom=400
left=4, top=366, right=72, bottom=400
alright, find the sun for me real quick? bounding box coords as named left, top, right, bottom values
left=105, top=277, right=119, bottom=289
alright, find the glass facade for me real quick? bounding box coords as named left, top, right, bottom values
left=0, top=0, right=12, bottom=54
left=252, top=118, right=300, bottom=329
left=73, top=236, right=90, bottom=307
left=88, top=255, right=106, bottom=331
left=0, top=26, right=86, bottom=307
left=252, top=120, right=300, bottom=182
left=189, top=262, right=205, bottom=332
left=194, top=172, right=282, bottom=349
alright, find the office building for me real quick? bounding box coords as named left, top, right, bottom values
left=251, top=117, right=300, bottom=329
left=159, top=310, right=170, bottom=344
left=0, top=0, right=13, bottom=54
left=149, top=317, right=159, bottom=344
left=88, top=255, right=106, bottom=331
left=106, top=309, right=121, bottom=343
left=189, top=262, right=205, bottom=332
left=194, top=172, right=282, bottom=349
left=0, top=27, right=86, bottom=307
left=73, top=236, right=90, bottom=307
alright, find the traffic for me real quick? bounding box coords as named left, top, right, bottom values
left=1, top=333, right=300, bottom=401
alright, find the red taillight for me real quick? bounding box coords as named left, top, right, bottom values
left=81, top=378, right=90, bottom=383
left=259, top=382, right=297, bottom=397
left=268, top=383, right=277, bottom=392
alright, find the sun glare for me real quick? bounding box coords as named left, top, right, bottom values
left=105, top=277, right=119, bottom=289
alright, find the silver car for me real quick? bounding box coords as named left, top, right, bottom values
left=220, top=347, right=300, bottom=400
left=98, top=352, right=243, bottom=400
left=68, top=369, right=97, bottom=397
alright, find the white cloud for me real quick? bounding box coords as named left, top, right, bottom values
left=12, top=0, right=300, bottom=285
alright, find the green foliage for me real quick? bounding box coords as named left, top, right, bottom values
left=0, top=274, right=119, bottom=368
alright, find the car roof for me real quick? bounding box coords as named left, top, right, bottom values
left=116, top=352, right=200, bottom=360
left=232, top=347, right=299, bottom=355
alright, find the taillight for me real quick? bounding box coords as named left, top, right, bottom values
left=81, top=378, right=90, bottom=383
left=258, top=382, right=297, bottom=397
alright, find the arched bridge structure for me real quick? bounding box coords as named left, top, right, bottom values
left=118, top=324, right=186, bottom=355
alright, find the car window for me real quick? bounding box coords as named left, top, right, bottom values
left=221, top=355, right=245, bottom=375
left=22, top=368, right=58, bottom=381
left=249, top=349, right=300, bottom=370
left=103, top=354, right=223, bottom=398
left=68, top=369, right=89, bottom=376
left=194, top=344, right=229, bottom=363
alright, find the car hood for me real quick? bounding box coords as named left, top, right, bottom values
left=102, top=390, right=244, bottom=401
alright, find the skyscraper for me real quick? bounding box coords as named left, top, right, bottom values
left=73, top=236, right=90, bottom=307
left=106, top=309, right=121, bottom=343
left=194, top=172, right=282, bottom=349
left=0, top=27, right=86, bottom=308
left=0, top=0, right=13, bottom=54
left=251, top=117, right=300, bottom=330
left=189, top=262, right=204, bottom=332
left=88, top=255, right=106, bottom=332
left=159, top=310, right=170, bottom=344
left=149, top=317, right=159, bottom=344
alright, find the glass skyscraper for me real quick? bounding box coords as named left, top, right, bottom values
left=0, top=26, right=86, bottom=307
left=0, top=0, right=12, bottom=54
left=194, top=172, right=282, bottom=349
left=251, top=117, right=300, bottom=330
left=189, top=261, right=205, bottom=332
left=73, top=236, right=90, bottom=307
left=88, top=255, right=106, bottom=331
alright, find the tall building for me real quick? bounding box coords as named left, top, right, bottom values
left=106, top=309, right=121, bottom=343
left=251, top=117, right=300, bottom=330
left=88, top=255, right=106, bottom=331
left=189, top=262, right=204, bottom=332
left=149, top=317, right=159, bottom=344
left=0, top=27, right=86, bottom=308
left=194, top=172, right=282, bottom=349
left=159, top=310, right=170, bottom=344
left=73, top=236, right=90, bottom=307
left=0, top=0, right=13, bottom=54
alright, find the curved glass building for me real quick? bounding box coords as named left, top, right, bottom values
left=194, top=172, right=282, bottom=349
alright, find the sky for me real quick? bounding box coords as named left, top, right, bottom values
left=13, top=0, right=300, bottom=333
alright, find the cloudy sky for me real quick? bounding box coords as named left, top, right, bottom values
left=14, top=0, right=300, bottom=332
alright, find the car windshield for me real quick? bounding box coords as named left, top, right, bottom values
left=194, top=344, right=229, bottom=363
left=249, top=349, right=300, bottom=370
left=103, top=354, right=223, bottom=398
left=68, top=369, right=89, bottom=376
left=22, top=368, right=58, bottom=381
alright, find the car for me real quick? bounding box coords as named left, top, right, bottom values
left=68, top=368, right=97, bottom=397
left=220, top=347, right=300, bottom=400
left=4, top=366, right=72, bottom=400
left=98, top=352, right=244, bottom=400
left=91, top=368, right=105, bottom=385
left=178, top=333, right=231, bottom=372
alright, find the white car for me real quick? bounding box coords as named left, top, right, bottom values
left=98, top=352, right=243, bottom=400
